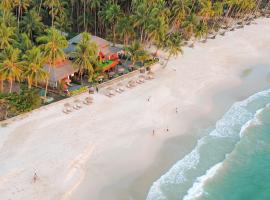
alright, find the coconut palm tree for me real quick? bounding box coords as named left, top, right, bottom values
left=23, top=46, right=48, bottom=88
left=170, top=0, right=190, bottom=30
left=14, top=0, right=30, bottom=29
left=0, top=0, right=13, bottom=22
left=71, top=32, right=98, bottom=83
left=116, top=15, right=135, bottom=46
left=0, top=47, right=24, bottom=93
left=15, top=33, right=33, bottom=52
left=0, top=11, right=17, bottom=27
left=43, top=0, right=60, bottom=27
left=21, top=9, right=44, bottom=40
left=163, top=32, right=183, bottom=68
left=0, top=23, right=16, bottom=50
left=195, top=21, right=208, bottom=41
left=89, top=0, right=100, bottom=35
left=100, top=1, right=121, bottom=46
left=125, top=41, right=148, bottom=66
left=37, top=28, right=67, bottom=98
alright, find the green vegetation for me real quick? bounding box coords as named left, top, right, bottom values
left=0, top=87, right=42, bottom=120
left=0, top=0, right=269, bottom=120
left=69, top=86, right=88, bottom=96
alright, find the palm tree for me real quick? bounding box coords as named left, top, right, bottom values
left=163, top=32, right=183, bottom=68
left=71, top=32, right=98, bottom=83
left=0, top=11, right=17, bottom=27
left=15, top=33, right=33, bottom=52
left=43, top=0, right=60, bottom=27
left=170, top=0, right=190, bottom=30
left=37, top=28, right=67, bottom=98
left=0, top=0, right=13, bottom=22
left=89, top=0, right=100, bottom=35
left=194, top=21, right=208, bottom=41
left=116, top=15, right=135, bottom=46
left=125, top=41, right=148, bottom=66
left=23, top=46, right=48, bottom=88
left=0, top=47, right=24, bottom=93
left=21, top=9, right=44, bottom=40
left=14, top=0, right=30, bottom=29
left=0, top=23, right=16, bottom=50
left=100, top=1, right=121, bottom=46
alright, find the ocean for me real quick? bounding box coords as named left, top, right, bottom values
left=147, top=88, right=270, bottom=200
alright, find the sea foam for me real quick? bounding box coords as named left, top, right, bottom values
left=147, top=88, right=270, bottom=200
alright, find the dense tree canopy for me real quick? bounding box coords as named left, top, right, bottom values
left=0, top=0, right=269, bottom=94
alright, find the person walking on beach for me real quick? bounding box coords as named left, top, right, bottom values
left=152, top=129, right=155, bottom=136
left=33, top=172, right=38, bottom=183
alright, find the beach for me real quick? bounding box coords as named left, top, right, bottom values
left=1, top=17, right=270, bottom=200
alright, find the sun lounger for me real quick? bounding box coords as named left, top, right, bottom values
left=119, top=87, right=125, bottom=92
left=136, top=80, right=142, bottom=84
left=115, top=88, right=122, bottom=93
left=63, top=108, right=70, bottom=114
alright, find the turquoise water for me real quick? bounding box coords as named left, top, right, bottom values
left=147, top=88, right=270, bottom=200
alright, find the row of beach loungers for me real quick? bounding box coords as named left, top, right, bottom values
left=62, top=96, right=93, bottom=114
left=105, top=73, right=155, bottom=98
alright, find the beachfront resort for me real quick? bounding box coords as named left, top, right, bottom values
left=1, top=0, right=270, bottom=200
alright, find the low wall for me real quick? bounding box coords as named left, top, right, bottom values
left=97, top=63, right=160, bottom=89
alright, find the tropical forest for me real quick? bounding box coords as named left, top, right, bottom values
left=0, top=0, right=269, bottom=120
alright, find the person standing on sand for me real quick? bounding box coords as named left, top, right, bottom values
left=33, top=172, right=38, bottom=183
left=152, top=129, right=155, bottom=135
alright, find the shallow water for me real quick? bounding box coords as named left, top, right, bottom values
left=147, top=88, right=270, bottom=200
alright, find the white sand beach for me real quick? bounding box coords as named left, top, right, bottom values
left=1, top=18, right=270, bottom=200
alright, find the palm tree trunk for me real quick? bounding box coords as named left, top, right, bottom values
left=9, top=79, right=13, bottom=93
left=84, top=0, right=86, bottom=31
left=113, top=24, right=116, bottom=46
left=95, top=10, right=97, bottom=35
left=163, top=54, right=171, bottom=68
left=17, top=2, right=21, bottom=30
left=44, top=68, right=50, bottom=99
left=39, top=0, right=43, bottom=15
left=52, top=5, right=54, bottom=27
left=0, top=79, right=3, bottom=92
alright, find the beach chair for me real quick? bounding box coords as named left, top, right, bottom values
left=136, top=79, right=142, bottom=84
left=63, top=108, right=70, bottom=114
left=119, top=87, right=125, bottom=92
left=115, top=88, right=122, bottom=93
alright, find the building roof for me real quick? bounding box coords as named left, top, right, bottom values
left=43, top=60, right=76, bottom=82
left=65, top=34, right=110, bottom=55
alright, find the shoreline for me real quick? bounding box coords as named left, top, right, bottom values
left=1, top=18, right=270, bottom=200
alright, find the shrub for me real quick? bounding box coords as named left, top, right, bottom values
left=0, top=88, right=42, bottom=119
left=70, top=86, right=88, bottom=96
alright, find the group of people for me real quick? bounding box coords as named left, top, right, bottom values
left=151, top=104, right=179, bottom=136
